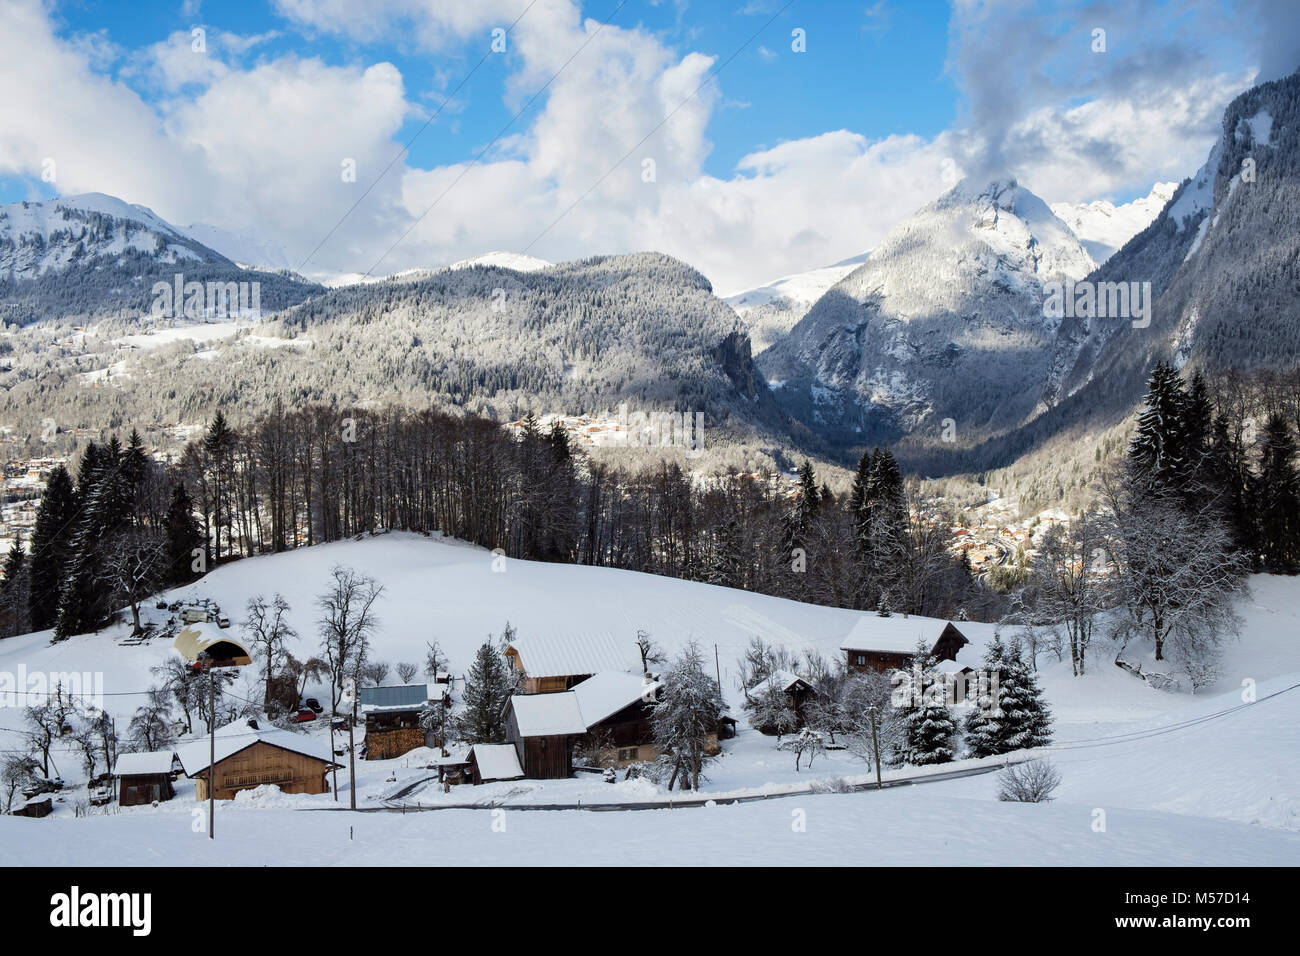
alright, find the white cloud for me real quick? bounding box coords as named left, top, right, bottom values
left=0, top=0, right=1289, bottom=297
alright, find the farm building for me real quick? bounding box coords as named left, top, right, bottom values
left=840, top=614, right=969, bottom=673
left=573, top=671, right=667, bottom=767
left=176, top=718, right=340, bottom=800
left=502, top=670, right=718, bottom=776
left=172, top=623, right=252, bottom=669
left=114, top=751, right=177, bottom=806
left=13, top=796, right=52, bottom=818
left=504, top=690, right=588, bottom=779
left=359, top=683, right=449, bottom=760
left=466, top=744, right=525, bottom=785
left=504, top=632, right=645, bottom=693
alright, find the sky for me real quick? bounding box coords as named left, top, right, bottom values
left=0, top=0, right=1295, bottom=294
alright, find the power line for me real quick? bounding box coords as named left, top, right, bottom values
left=293, top=0, right=543, bottom=276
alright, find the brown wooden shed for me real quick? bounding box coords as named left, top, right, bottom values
left=114, top=751, right=177, bottom=806
left=176, top=719, right=341, bottom=800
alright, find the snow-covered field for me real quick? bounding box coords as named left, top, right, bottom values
left=1, top=533, right=1297, bottom=865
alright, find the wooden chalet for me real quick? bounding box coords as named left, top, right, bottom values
left=114, top=750, right=177, bottom=806
left=504, top=691, right=588, bottom=778
left=360, top=683, right=449, bottom=760
left=502, top=671, right=721, bottom=776
left=173, top=623, right=252, bottom=669
left=504, top=633, right=643, bottom=694
left=466, top=744, right=525, bottom=785
left=840, top=614, right=969, bottom=673
left=176, top=719, right=341, bottom=800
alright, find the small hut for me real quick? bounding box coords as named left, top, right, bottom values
left=114, top=751, right=177, bottom=806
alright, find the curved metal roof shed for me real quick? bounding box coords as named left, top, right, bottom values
left=172, top=623, right=252, bottom=668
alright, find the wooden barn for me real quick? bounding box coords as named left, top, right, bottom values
left=176, top=719, right=340, bottom=800
left=504, top=691, right=588, bottom=779
left=840, top=614, right=969, bottom=674
left=571, top=671, right=664, bottom=767
left=114, top=751, right=177, bottom=806
left=466, top=744, right=524, bottom=785
left=360, top=683, right=449, bottom=759
left=173, top=623, right=252, bottom=669
left=13, top=796, right=52, bottom=818
left=504, top=633, right=644, bottom=694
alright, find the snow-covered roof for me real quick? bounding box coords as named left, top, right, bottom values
left=176, top=719, right=339, bottom=777
left=508, top=692, right=587, bottom=737
left=763, top=669, right=814, bottom=693
left=359, top=683, right=443, bottom=714
left=172, top=623, right=251, bottom=664
left=114, top=750, right=176, bottom=776
left=468, top=744, right=524, bottom=782
left=571, top=671, right=660, bottom=727
left=840, top=614, right=959, bottom=655
left=506, top=632, right=643, bottom=679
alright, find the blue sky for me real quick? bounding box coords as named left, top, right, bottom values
left=0, top=0, right=1291, bottom=291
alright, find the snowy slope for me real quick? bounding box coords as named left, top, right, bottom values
left=1051, top=182, right=1177, bottom=264
left=182, top=222, right=292, bottom=272
left=759, top=178, right=1097, bottom=446
left=0, top=534, right=1296, bottom=864
left=0, top=193, right=218, bottom=281
left=723, top=252, right=869, bottom=355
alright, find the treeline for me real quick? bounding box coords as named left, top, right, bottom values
left=2, top=401, right=999, bottom=641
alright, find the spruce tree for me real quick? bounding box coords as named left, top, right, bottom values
left=898, top=640, right=957, bottom=765
left=1128, top=361, right=1189, bottom=498
left=458, top=640, right=512, bottom=743
left=965, top=634, right=1006, bottom=758
left=27, top=465, right=77, bottom=632
left=1256, top=413, right=1300, bottom=571
left=0, top=541, right=29, bottom=637
left=997, top=639, right=1053, bottom=751
left=164, top=483, right=204, bottom=586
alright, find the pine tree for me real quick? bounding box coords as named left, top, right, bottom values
left=999, top=639, right=1053, bottom=751
left=897, top=640, right=957, bottom=765
left=650, top=642, right=721, bottom=790
left=0, top=541, right=29, bottom=638
left=1128, top=361, right=1189, bottom=499
left=1256, top=412, right=1300, bottom=572
left=458, top=640, right=512, bottom=743
left=965, top=634, right=1006, bottom=758
left=164, top=483, right=204, bottom=586
left=27, top=465, right=77, bottom=632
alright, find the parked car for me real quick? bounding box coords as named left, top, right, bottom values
left=155, top=600, right=168, bottom=610
left=303, top=698, right=323, bottom=714
left=216, top=615, right=231, bottom=629
left=291, top=709, right=317, bottom=723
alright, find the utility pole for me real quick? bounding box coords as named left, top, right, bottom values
left=201, top=651, right=214, bottom=839
left=330, top=715, right=339, bottom=801
left=867, top=705, right=882, bottom=791
left=714, top=644, right=722, bottom=690
left=346, top=678, right=358, bottom=811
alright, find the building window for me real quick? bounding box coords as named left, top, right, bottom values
left=618, top=747, right=638, bottom=761
left=854, top=654, right=867, bottom=666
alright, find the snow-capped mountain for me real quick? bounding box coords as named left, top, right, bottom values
left=183, top=222, right=293, bottom=272
left=0, top=192, right=222, bottom=282
left=723, top=252, right=869, bottom=355
left=1050, top=182, right=1177, bottom=265
left=447, top=251, right=552, bottom=273
left=758, top=178, right=1096, bottom=447
left=0, top=193, right=320, bottom=324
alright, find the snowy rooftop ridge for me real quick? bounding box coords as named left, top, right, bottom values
left=508, top=671, right=662, bottom=737
left=506, top=632, right=644, bottom=679
left=114, top=750, right=176, bottom=776
left=840, top=613, right=959, bottom=655
left=175, top=719, right=339, bottom=776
